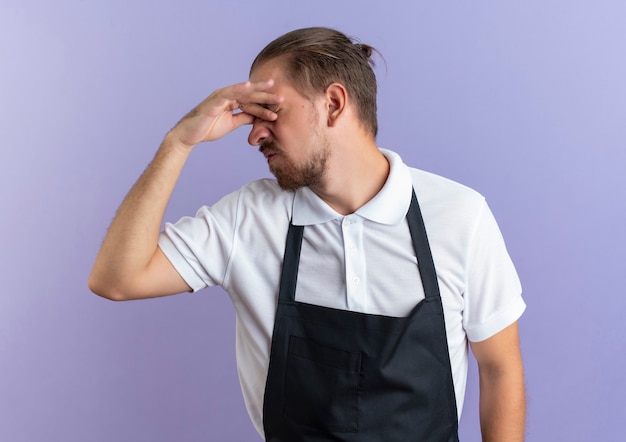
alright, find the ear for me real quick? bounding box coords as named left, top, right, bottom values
left=324, top=83, right=347, bottom=127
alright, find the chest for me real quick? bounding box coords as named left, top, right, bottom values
left=295, top=219, right=453, bottom=317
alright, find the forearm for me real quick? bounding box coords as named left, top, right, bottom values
left=88, top=133, right=191, bottom=297
left=478, top=367, right=526, bottom=441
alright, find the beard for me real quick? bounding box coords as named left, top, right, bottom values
left=261, top=138, right=331, bottom=192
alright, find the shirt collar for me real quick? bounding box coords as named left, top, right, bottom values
left=292, top=148, right=413, bottom=226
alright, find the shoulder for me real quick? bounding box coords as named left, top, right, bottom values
left=409, top=167, right=484, bottom=202
left=238, top=177, right=280, bottom=192
left=380, top=148, right=485, bottom=212
left=205, top=178, right=293, bottom=230
left=209, top=178, right=291, bottom=211
left=406, top=167, right=487, bottom=225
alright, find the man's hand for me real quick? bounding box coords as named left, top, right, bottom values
left=89, top=80, right=283, bottom=301
left=170, top=80, right=283, bottom=149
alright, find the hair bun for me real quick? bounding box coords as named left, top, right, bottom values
left=355, top=43, right=373, bottom=59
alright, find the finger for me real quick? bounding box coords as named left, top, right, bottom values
left=220, top=79, right=274, bottom=100
left=230, top=110, right=256, bottom=129
left=225, top=80, right=284, bottom=106
left=196, top=82, right=282, bottom=118
left=192, top=81, right=256, bottom=113
left=238, top=103, right=278, bottom=122
left=241, top=91, right=283, bottom=106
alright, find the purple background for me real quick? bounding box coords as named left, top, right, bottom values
left=2, top=1, right=625, bottom=440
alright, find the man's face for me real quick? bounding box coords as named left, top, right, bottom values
left=248, top=58, right=330, bottom=191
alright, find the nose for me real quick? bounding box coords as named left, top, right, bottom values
left=248, top=118, right=272, bottom=146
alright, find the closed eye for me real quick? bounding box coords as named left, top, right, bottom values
left=259, top=103, right=279, bottom=113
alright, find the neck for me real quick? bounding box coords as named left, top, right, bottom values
left=310, top=138, right=389, bottom=215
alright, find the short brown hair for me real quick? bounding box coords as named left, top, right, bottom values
left=251, top=27, right=379, bottom=137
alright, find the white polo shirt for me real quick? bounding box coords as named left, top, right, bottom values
left=158, top=148, right=525, bottom=437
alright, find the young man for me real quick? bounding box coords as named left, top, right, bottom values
left=90, top=27, right=526, bottom=441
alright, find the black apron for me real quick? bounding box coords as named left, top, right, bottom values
left=263, top=190, right=459, bottom=441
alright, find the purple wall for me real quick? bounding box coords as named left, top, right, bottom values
left=2, top=1, right=624, bottom=440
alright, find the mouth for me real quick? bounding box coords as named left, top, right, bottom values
left=260, top=145, right=279, bottom=163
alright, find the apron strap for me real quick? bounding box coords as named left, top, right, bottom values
left=278, top=223, right=304, bottom=303
left=407, top=189, right=442, bottom=301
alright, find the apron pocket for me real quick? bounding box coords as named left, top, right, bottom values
left=284, top=335, right=361, bottom=433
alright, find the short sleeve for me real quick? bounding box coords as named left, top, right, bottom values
left=462, top=200, right=525, bottom=342
left=157, top=190, right=242, bottom=293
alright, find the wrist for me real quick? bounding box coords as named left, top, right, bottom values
left=162, top=130, right=196, bottom=156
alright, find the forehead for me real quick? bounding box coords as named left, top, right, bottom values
left=249, top=57, right=321, bottom=106
left=249, top=57, right=289, bottom=83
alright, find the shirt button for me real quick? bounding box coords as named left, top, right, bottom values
left=353, top=277, right=360, bottom=285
